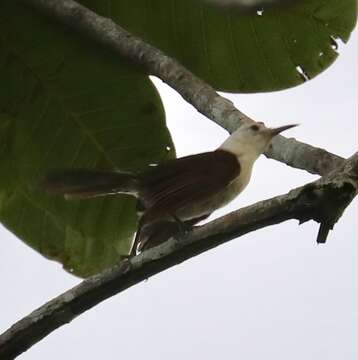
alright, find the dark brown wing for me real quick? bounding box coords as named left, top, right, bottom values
left=138, top=149, right=240, bottom=216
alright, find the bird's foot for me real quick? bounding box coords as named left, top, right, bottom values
left=170, top=214, right=192, bottom=238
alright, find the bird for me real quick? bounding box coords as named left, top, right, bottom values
left=43, top=122, right=297, bottom=255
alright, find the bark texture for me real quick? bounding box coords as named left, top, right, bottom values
left=1, top=153, right=357, bottom=359
left=0, top=0, right=356, bottom=358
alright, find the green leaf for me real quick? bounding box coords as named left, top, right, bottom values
left=0, top=1, right=174, bottom=277
left=107, top=0, right=357, bottom=92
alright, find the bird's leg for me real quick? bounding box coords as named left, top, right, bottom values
left=129, top=244, right=138, bottom=257
left=170, top=213, right=191, bottom=237
left=170, top=213, right=212, bottom=238
left=129, top=215, right=146, bottom=257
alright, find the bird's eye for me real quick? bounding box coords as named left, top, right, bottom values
left=250, top=125, right=259, bottom=131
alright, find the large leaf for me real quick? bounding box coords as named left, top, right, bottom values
left=107, top=0, right=357, bottom=92
left=0, top=1, right=174, bottom=277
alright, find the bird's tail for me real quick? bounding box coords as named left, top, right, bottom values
left=43, top=169, right=139, bottom=199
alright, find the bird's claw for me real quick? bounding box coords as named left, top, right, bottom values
left=171, top=214, right=192, bottom=237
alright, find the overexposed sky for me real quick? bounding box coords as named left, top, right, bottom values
left=1, top=26, right=357, bottom=360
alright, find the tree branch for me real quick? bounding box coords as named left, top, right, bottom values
left=2, top=1, right=355, bottom=358
left=1, top=152, right=356, bottom=359
left=20, top=0, right=345, bottom=176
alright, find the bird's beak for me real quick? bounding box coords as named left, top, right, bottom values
left=269, top=124, right=298, bottom=137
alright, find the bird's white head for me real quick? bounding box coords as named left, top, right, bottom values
left=220, top=122, right=297, bottom=161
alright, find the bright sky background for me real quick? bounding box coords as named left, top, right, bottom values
left=1, top=24, right=357, bottom=360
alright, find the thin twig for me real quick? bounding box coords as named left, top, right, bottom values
left=20, top=0, right=345, bottom=176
